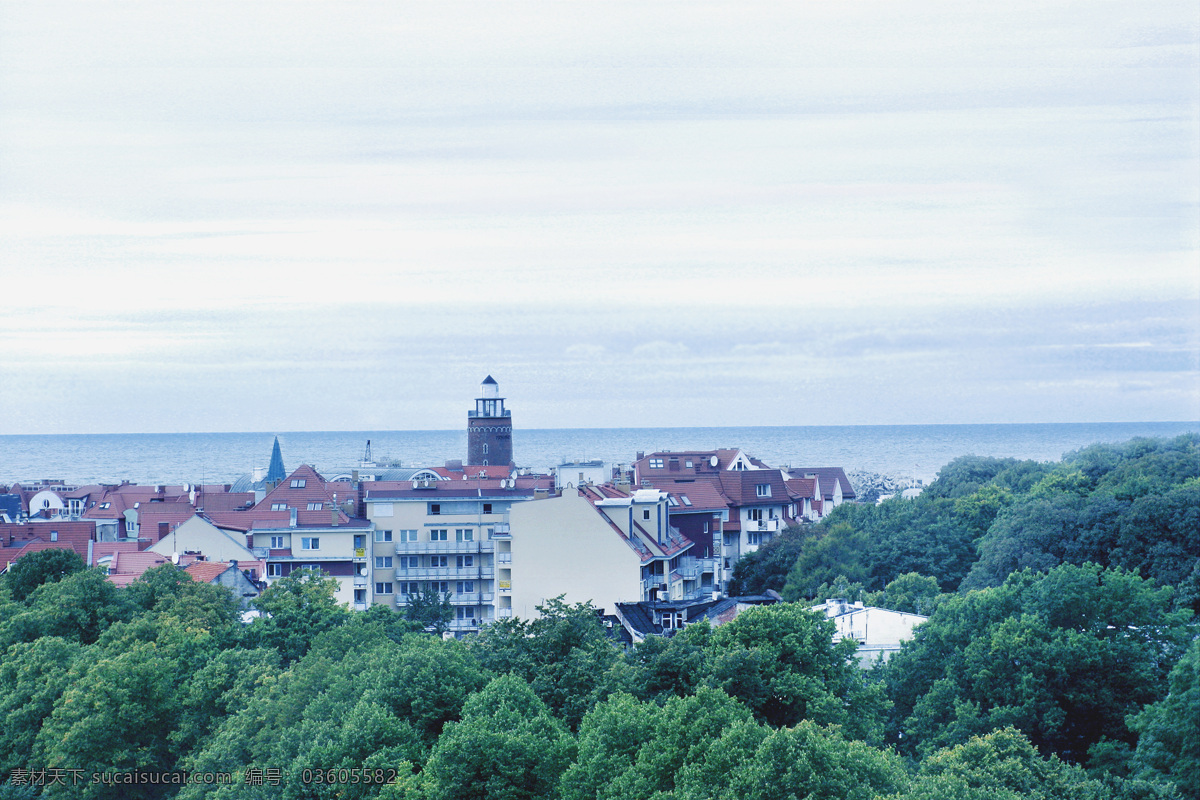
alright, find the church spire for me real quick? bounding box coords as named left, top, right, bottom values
left=266, top=436, right=286, bottom=483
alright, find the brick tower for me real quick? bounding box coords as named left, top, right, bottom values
left=467, top=375, right=513, bottom=466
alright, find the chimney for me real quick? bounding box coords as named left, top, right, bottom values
left=289, top=507, right=297, bottom=527
left=331, top=510, right=339, bottom=527
left=158, top=522, right=169, bottom=541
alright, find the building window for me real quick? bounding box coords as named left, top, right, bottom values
left=430, top=529, right=448, bottom=541
left=375, top=556, right=393, bottom=569
left=756, top=484, right=771, bottom=498
left=271, top=503, right=288, bottom=511
left=398, top=581, right=417, bottom=596
left=291, top=479, right=306, bottom=488
left=483, top=443, right=489, bottom=455
left=456, top=581, right=475, bottom=594
left=643, top=509, right=651, bottom=520
left=681, top=495, right=692, bottom=506
left=375, top=529, right=393, bottom=542
left=483, top=503, right=492, bottom=514
left=430, top=581, right=449, bottom=593
left=685, top=460, right=693, bottom=468
left=99, top=502, right=111, bottom=509
left=457, top=555, right=474, bottom=568
left=270, top=535, right=286, bottom=549
left=50, top=531, right=58, bottom=542
left=429, top=503, right=441, bottom=515
left=456, top=528, right=474, bottom=542
left=301, top=537, right=320, bottom=550
left=375, top=582, right=393, bottom=594
left=747, top=508, right=764, bottom=522
left=307, top=502, right=324, bottom=511
left=649, top=458, right=664, bottom=469
left=399, top=556, right=418, bottom=569
left=430, top=555, right=448, bottom=568
left=747, top=532, right=763, bottom=546
left=354, top=589, right=367, bottom=603
left=399, top=529, right=418, bottom=542
left=267, top=563, right=283, bottom=577
left=457, top=606, right=476, bottom=620
left=303, top=564, right=321, bottom=573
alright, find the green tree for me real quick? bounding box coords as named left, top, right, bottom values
left=562, top=687, right=755, bottom=800
left=469, top=597, right=619, bottom=729
left=893, top=727, right=1115, bottom=800
left=704, top=603, right=886, bottom=740
left=423, top=674, right=576, bottom=800
left=728, top=524, right=815, bottom=596
left=717, top=720, right=909, bottom=800
left=0, top=568, right=133, bottom=647
left=34, top=641, right=181, bottom=800
left=886, top=564, right=1193, bottom=763
left=0, top=637, right=82, bottom=778
left=2, top=548, right=86, bottom=602
left=781, top=521, right=870, bottom=600
left=864, top=572, right=945, bottom=615
left=1129, top=638, right=1200, bottom=799
left=245, top=568, right=349, bottom=663
left=404, top=583, right=453, bottom=635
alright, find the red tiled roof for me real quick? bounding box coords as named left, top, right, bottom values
left=430, top=465, right=514, bottom=480
left=184, top=561, right=234, bottom=584
left=639, top=477, right=730, bottom=512
left=138, top=503, right=200, bottom=543
left=716, top=470, right=792, bottom=507
left=792, top=468, right=856, bottom=500
left=194, top=491, right=255, bottom=512
left=104, top=550, right=171, bottom=585
left=90, top=541, right=141, bottom=567
left=0, top=521, right=96, bottom=561
left=785, top=478, right=819, bottom=500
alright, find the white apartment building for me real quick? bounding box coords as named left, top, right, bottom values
left=362, top=476, right=542, bottom=634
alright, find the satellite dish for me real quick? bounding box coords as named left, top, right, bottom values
left=710, top=456, right=719, bottom=467
left=171, top=552, right=179, bottom=565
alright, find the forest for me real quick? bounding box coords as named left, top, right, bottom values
left=0, top=434, right=1196, bottom=800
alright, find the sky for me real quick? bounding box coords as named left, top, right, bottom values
left=1, top=1, right=1197, bottom=434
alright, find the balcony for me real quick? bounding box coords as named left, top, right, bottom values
left=497, top=608, right=513, bottom=618
left=353, top=602, right=369, bottom=612
left=496, top=552, right=512, bottom=564
left=450, top=592, right=494, bottom=604
left=394, top=566, right=495, bottom=580
left=498, top=580, right=512, bottom=592
left=751, top=519, right=782, bottom=532
left=395, top=540, right=495, bottom=555
left=353, top=575, right=368, bottom=587
left=490, top=523, right=511, bottom=537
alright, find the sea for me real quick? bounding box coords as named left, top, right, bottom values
left=1, top=422, right=1197, bottom=490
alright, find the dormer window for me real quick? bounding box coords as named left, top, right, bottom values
left=756, top=484, right=771, bottom=498
left=291, top=479, right=306, bottom=488
left=649, top=458, right=664, bottom=469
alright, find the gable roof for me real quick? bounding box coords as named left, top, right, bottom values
left=184, top=561, right=235, bottom=584
left=790, top=468, right=856, bottom=500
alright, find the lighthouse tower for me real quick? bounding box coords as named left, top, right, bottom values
left=467, top=376, right=513, bottom=466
